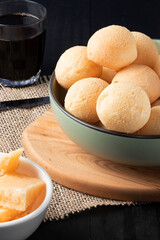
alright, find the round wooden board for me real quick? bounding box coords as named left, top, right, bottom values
left=22, top=109, right=160, bottom=202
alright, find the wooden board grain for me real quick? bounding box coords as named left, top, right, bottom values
left=22, top=109, right=160, bottom=202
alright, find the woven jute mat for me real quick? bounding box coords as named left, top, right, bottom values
left=0, top=76, right=135, bottom=221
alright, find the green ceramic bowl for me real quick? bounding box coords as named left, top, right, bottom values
left=49, top=40, right=160, bottom=166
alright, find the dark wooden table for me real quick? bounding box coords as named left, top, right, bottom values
left=2, top=0, right=160, bottom=239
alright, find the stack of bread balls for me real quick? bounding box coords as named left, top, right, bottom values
left=55, top=25, right=160, bottom=135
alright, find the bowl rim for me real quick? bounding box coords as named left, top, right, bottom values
left=0, top=154, right=53, bottom=227
left=49, top=71, right=160, bottom=140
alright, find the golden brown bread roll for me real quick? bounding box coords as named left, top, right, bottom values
left=152, top=98, right=160, bottom=107
left=154, top=55, right=160, bottom=78
left=138, top=106, right=160, bottom=135
left=65, top=78, right=108, bottom=124
left=132, top=31, right=159, bottom=68
left=96, top=81, right=151, bottom=134
left=112, top=64, right=160, bottom=103
left=55, top=46, right=102, bottom=89
left=100, top=67, right=117, bottom=84
left=87, top=25, right=137, bottom=71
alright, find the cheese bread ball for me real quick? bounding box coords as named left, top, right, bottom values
left=152, top=98, right=160, bottom=107
left=55, top=46, right=102, bottom=89
left=100, top=67, right=117, bottom=84
left=112, top=64, right=160, bottom=103
left=94, top=121, right=105, bottom=128
left=154, top=55, right=160, bottom=78
left=87, top=25, right=137, bottom=71
left=96, top=81, right=151, bottom=134
left=132, top=31, right=159, bottom=68
left=65, top=78, right=108, bottom=124
left=138, top=106, right=160, bottom=135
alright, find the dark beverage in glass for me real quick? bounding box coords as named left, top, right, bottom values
left=0, top=1, right=47, bottom=87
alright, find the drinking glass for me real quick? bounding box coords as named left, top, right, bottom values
left=0, top=0, right=47, bottom=87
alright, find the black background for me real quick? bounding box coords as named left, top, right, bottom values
left=38, top=0, right=160, bottom=75
left=1, top=0, right=160, bottom=239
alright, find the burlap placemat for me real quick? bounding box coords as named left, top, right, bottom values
left=0, top=76, right=135, bottom=221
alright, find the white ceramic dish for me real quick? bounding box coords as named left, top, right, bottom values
left=0, top=152, right=53, bottom=240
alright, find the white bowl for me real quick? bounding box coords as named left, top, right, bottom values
left=0, top=153, right=53, bottom=240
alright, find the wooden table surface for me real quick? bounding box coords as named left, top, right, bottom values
left=2, top=0, right=160, bottom=239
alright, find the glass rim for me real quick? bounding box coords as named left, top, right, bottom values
left=0, top=0, right=47, bottom=28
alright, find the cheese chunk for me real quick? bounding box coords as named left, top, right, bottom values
left=0, top=173, right=45, bottom=211
left=0, top=148, right=23, bottom=176
left=0, top=207, right=25, bottom=222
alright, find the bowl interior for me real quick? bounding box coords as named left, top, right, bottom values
left=50, top=39, right=160, bottom=139
left=52, top=74, right=67, bottom=107
left=50, top=71, right=160, bottom=139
